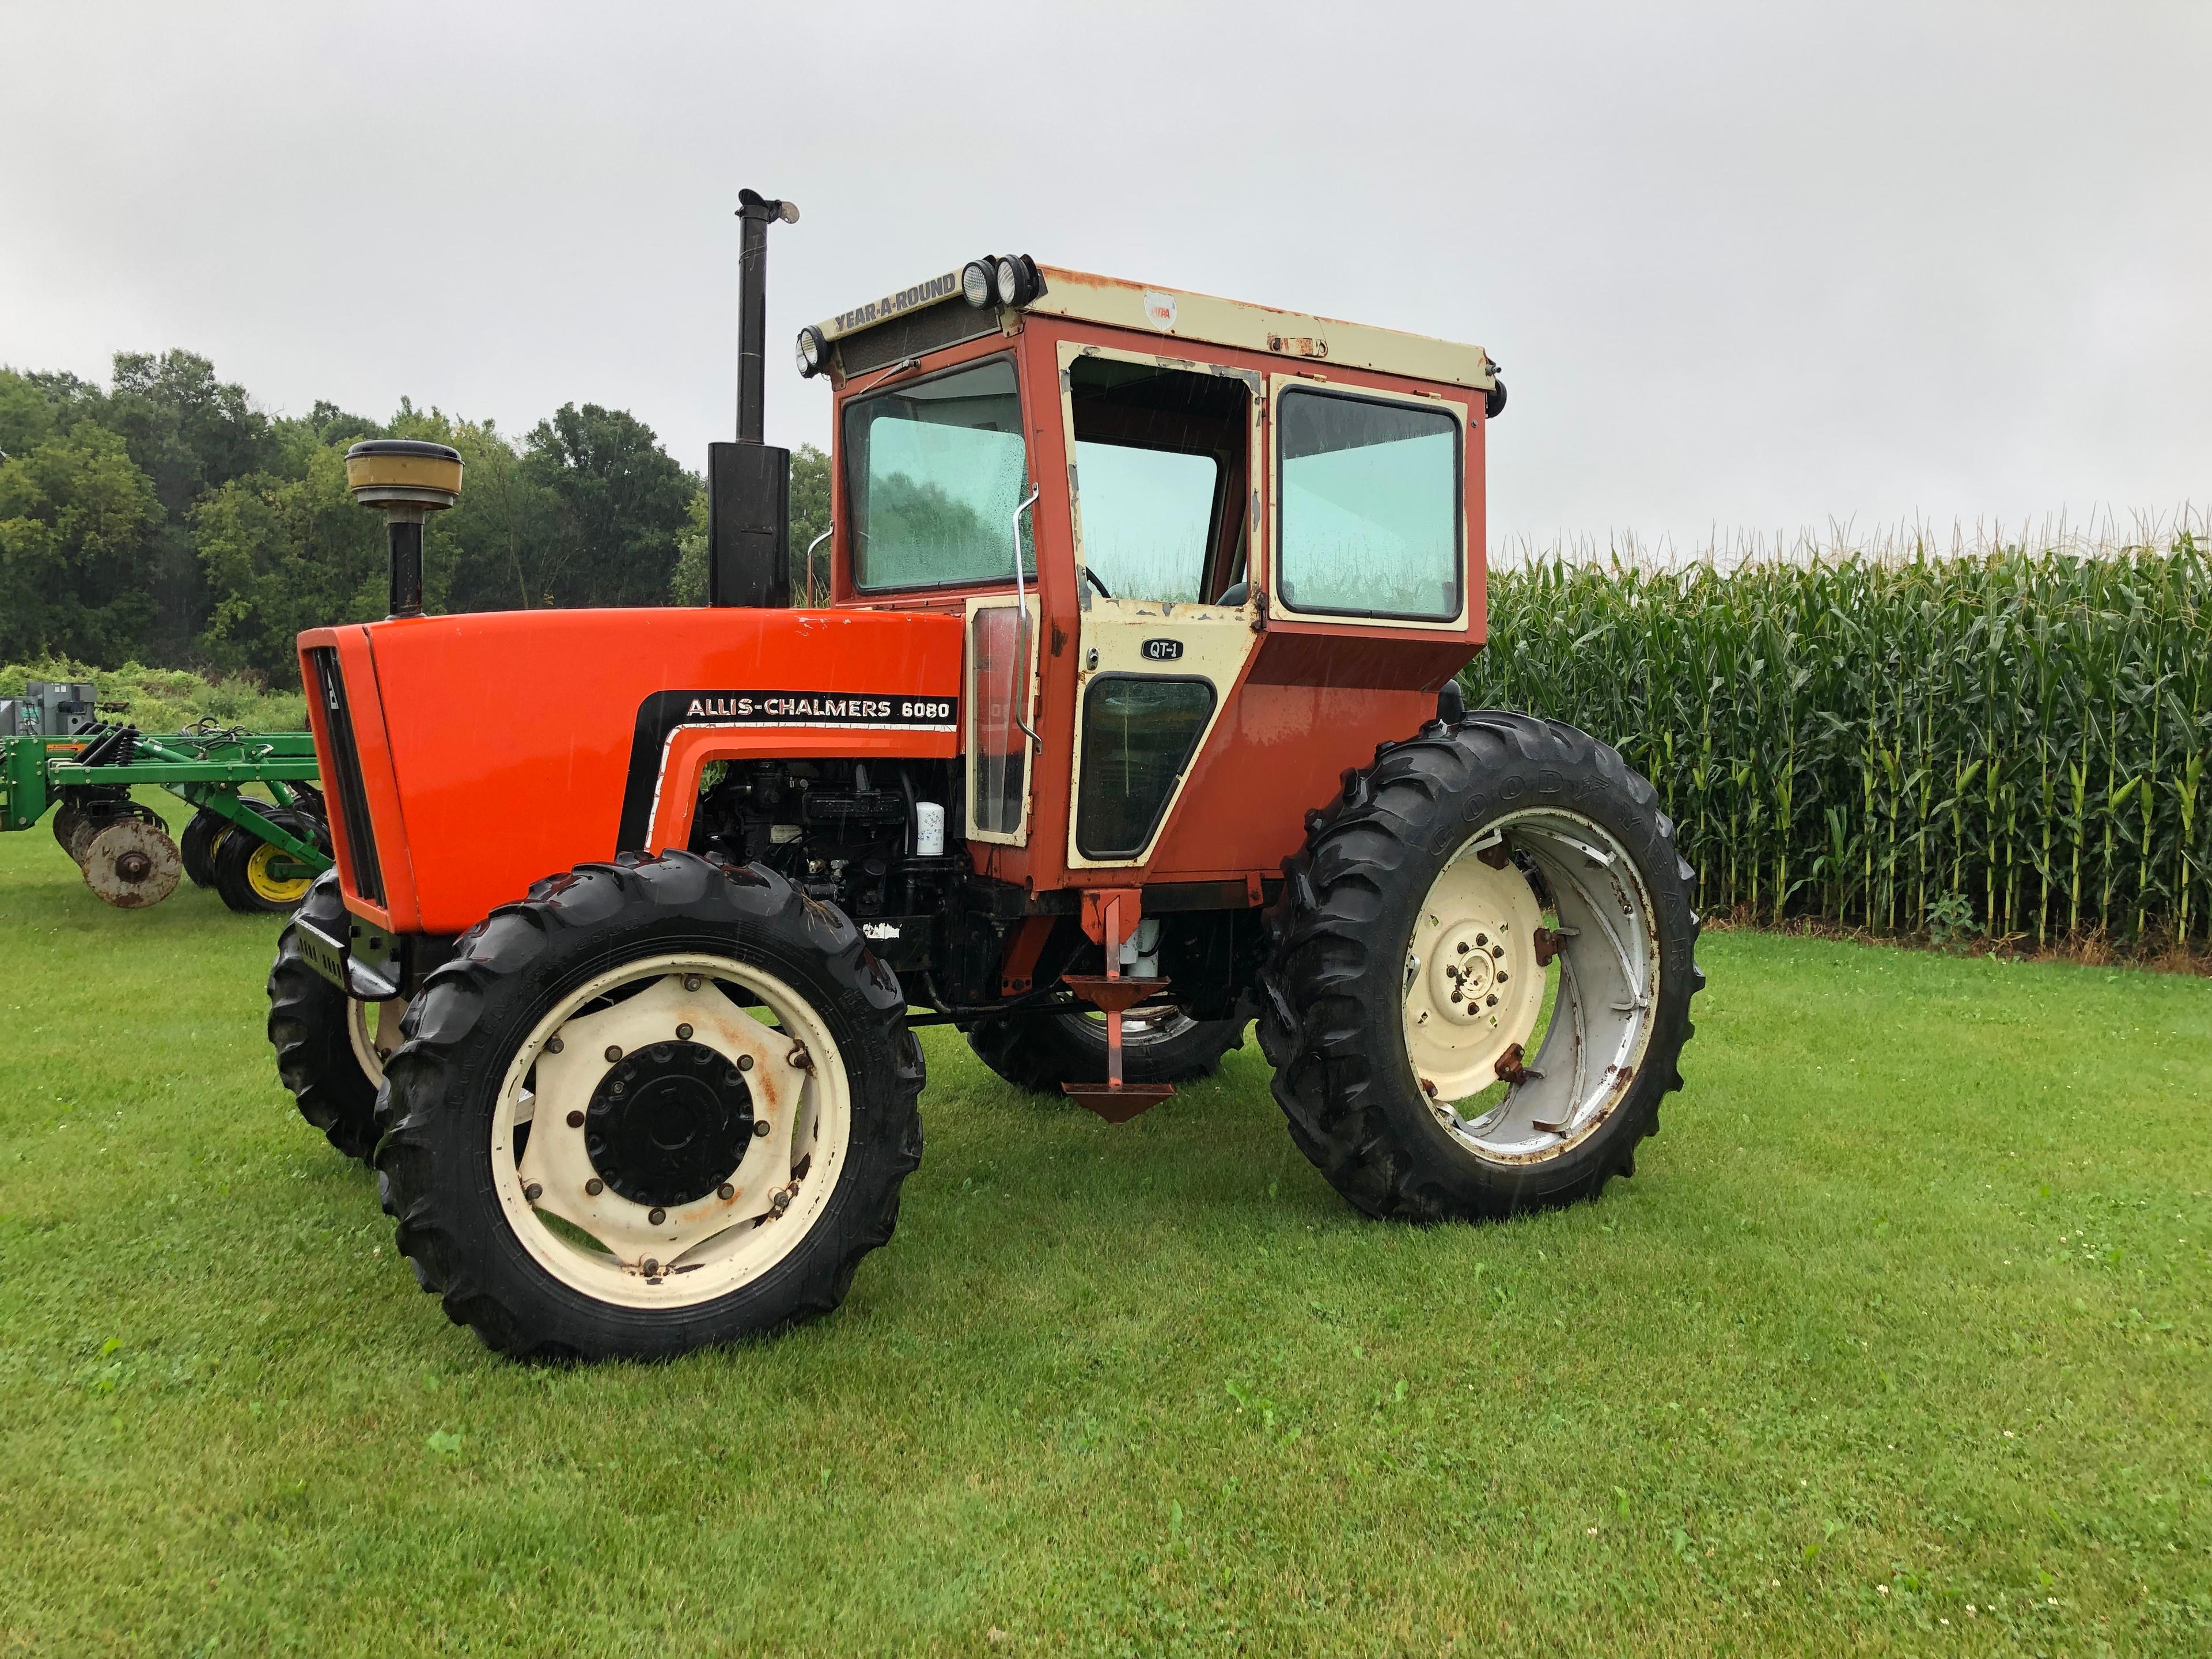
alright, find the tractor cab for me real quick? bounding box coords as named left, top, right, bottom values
left=791, top=259, right=1502, bottom=900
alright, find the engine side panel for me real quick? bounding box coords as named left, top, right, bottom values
left=316, top=607, right=963, bottom=934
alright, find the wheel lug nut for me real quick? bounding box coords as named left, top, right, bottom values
left=676, top=1022, right=694, bottom=1040
left=610, top=1082, right=625, bottom=1096
left=1457, top=941, right=1470, bottom=955
left=718, top=1183, right=735, bottom=1200
left=771, top=1190, right=792, bottom=1214
left=787, top=1043, right=810, bottom=1069
left=585, top=1177, right=604, bottom=1196
left=648, top=1207, right=666, bottom=1225
left=545, top=1036, right=564, bottom=1054
left=642, top=1257, right=659, bottom=1276
left=1475, top=933, right=1487, bottom=946
left=566, top=1109, right=585, bottom=1128
left=752, top=1119, right=770, bottom=1138
left=604, top=1045, right=623, bottom=1062
left=737, top=1054, right=755, bottom=1072
left=684, top=974, right=703, bottom=991
left=522, top=1182, right=541, bottom=1202
left=1497, top=971, right=1509, bottom=983
left=1491, top=945, right=1504, bottom=959
left=1486, top=994, right=1498, bottom=1007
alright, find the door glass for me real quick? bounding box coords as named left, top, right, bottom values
left=968, top=604, right=1032, bottom=836
left=1278, top=388, right=1461, bottom=620
left=1075, top=676, right=1217, bottom=859
left=1073, top=441, right=1217, bottom=603
left=844, top=357, right=1032, bottom=591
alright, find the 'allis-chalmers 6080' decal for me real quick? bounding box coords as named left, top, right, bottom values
left=618, top=688, right=960, bottom=852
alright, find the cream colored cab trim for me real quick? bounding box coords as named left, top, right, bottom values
left=1058, top=338, right=1264, bottom=870
left=963, top=593, right=1040, bottom=847
left=1267, top=373, right=1471, bottom=634
left=1033, top=267, right=1497, bottom=394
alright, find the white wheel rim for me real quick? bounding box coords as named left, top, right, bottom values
left=490, top=951, right=851, bottom=1309
left=346, top=996, right=406, bottom=1089
left=1404, top=808, right=1662, bottom=1164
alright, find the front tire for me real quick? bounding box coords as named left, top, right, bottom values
left=268, top=870, right=384, bottom=1163
left=1259, top=711, right=1701, bottom=1222
left=374, top=851, right=925, bottom=1361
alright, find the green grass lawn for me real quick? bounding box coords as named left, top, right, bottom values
left=2, top=798, right=2209, bottom=1656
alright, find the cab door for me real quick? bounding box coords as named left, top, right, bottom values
left=1059, top=342, right=1266, bottom=871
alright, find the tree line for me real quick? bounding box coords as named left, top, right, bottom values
left=0, top=350, right=828, bottom=686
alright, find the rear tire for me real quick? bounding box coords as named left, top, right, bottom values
left=268, top=869, right=382, bottom=1164
left=374, top=851, right=925, bottom=1361
left=1259, top=710, right=1701, bottom=1222
left=967, top=1007, right=1245, bottom=1092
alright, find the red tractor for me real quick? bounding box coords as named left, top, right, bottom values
left=268, top=192, right=1700, bottom=1360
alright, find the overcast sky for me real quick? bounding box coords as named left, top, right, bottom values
left=3, top=2, right=2205, bottom=554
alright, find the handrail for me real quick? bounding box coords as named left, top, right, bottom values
left=1009, top=485, right=1041, bottom=744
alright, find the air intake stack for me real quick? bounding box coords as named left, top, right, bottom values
left=707, top=188, right=800, bottom=608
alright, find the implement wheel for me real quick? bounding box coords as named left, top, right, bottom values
left=181, top=809, right=231, bottom=889
left=82, top=817, right=183, bottom=908
left=1259, top=711, right=1702, bottom=1221
left=374, top=851, right=925, bottom=1361
left=967, top=1006, right=1245, bottom=1092
left=268, top=869, right=385, bottom=1163
left=214, top=809, right=326, bottom=914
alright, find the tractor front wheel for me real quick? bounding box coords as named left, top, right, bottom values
left=966, top=1006, right=1245, bottom=1093
left=373, top=851, right=925, bottom=1361
left=268, top=869, right=386, bottom=1163
left=1260, top=711, right=1701, bottom=1222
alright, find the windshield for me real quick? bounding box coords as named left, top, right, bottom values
left=842, top=356, right=1033, bottom=590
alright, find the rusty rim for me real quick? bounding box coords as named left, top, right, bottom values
left=1404, top=808, right=1661, bottom=1164
left=488, top=951, right=851, bottom=1309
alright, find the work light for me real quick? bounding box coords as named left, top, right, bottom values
left=993, top=255, right=1040, bottom=308
left=961, top=260, right=995, bottom=308
left=794, top=325, right=828, bottom=378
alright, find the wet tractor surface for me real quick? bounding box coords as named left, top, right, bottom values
left=2, top=794, right=2209, bottom=1656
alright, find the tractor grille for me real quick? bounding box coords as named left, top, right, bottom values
left=309, top=647, right=385, bottom=906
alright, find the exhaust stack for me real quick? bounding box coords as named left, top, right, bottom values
left=708, top=188, right=799, bottom=608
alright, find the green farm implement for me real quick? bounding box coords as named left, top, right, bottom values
left=1, top=693, right=331, bottom=913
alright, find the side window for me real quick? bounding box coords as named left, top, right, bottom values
left=1067, top=356, right=1249, bottom=604
left=1277, top=389, right=1461, bottom=621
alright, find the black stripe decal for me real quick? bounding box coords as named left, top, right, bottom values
left=616, top=689, right=959, bottom=853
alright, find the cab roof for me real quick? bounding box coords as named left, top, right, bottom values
left=813, top=264, right=1497, bottom=393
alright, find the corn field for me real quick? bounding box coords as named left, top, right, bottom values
left=1461, top=532, right=2211, bottom=948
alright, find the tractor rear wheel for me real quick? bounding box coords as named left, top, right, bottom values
left=268, top=869, right=385, bottom=1163
left=181, top=809, right=230, bottom=888
left=214, top=808, right=326, bottom=914
left=1259, top=711, right=1701, bottom=1222
left=373, top=851, right=925, bottom=1361
left=967, top=1006, right=1245, bottom=1092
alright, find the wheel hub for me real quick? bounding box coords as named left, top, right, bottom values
left=585, top=1040, right=753, bottom=1207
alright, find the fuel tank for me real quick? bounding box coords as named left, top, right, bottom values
left=298, top=607, right=964, bottom=934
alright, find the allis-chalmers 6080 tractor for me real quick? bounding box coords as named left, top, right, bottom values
left=269, top=192, right=1700, bottom=1360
